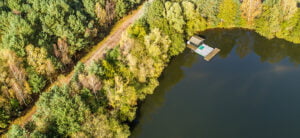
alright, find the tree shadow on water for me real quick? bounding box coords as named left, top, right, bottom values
left=129, top=49, right=199, bottom=138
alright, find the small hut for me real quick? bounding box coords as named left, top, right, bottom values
left=187, top=36, right=220, bottom=61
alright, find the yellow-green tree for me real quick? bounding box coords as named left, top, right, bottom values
left=255, top=4, right=281, bottom=38
left=182, top=1, right=207, bottom=36
left=217, top=0, right=239, bottom=27
left=165, top=2, right=186, bottom=33
left=26, top=45, right=56, bottom=78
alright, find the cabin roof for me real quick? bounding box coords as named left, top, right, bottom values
left=188, top=36, right=205, bottom=46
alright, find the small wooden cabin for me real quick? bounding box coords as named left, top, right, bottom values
left=187, top=36, right=220, bottom=61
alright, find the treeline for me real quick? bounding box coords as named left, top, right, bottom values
left=144, top=0, right=300, bottom=43
left=0, top=0, right=142, bottom=131
left=5, top=0, right=300, bottom=137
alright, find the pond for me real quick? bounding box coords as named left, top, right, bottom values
left=130, top=29, right=300, bottom=138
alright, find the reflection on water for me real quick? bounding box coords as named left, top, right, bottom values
left=202, top=28, right=300, bottom=63
left=131, top=29, right=300, bottom=138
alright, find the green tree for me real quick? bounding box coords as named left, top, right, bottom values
left=193, top=0, right=220, bottom=26
left=35, top=86, right=91, bottom=135
left=28, top=71, right=46, bottom=93
left=82, top=0, right=97, bottom=17
left=0, top=108, right=9, bottom=128
left=0, top=13, right=33, bottom=56
left=7, top=0, right=23, bottom=12
left=81, top=111, right=130, bottom=138
left=8, top=125, right=26, bottom=138
left=127, top=19, right=148, bottom=39
left=145, top=0, right=169, bottom=32
left=30, top=131, right=47, bottom=138
left=72, top=62, right=85, bottom=81
left=116, top=0, right=130, bottom=18
left=169, top=32, right=185, bottom=57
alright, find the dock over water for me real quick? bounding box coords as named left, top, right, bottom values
left=187, top=36, right=220, bottom=61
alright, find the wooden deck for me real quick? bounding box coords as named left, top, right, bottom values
left=204, top=48, right=220, bottom=61
left=187, top=44, right=197, bottom=51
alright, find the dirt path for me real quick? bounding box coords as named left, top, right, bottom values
left=2, top=2, right=147, bottom=135
left=84, top=4, right=145, bottom=65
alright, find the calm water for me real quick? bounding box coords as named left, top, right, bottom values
left=130, top=29, right=300, bottom=138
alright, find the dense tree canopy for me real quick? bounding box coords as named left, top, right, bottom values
left=3, top=0, right=300, bottom=137
left=0, top=0, right=142, bottom=132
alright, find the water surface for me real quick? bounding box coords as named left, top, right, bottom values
left=131, top=29, right=300, bottom=138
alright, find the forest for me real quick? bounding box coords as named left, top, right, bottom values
left=0, top=0, right=141, bottom=133
left=1, top=0, right=300, bottom=137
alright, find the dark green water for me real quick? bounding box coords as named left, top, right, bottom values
left=131, top=29, right=300, bottom=138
